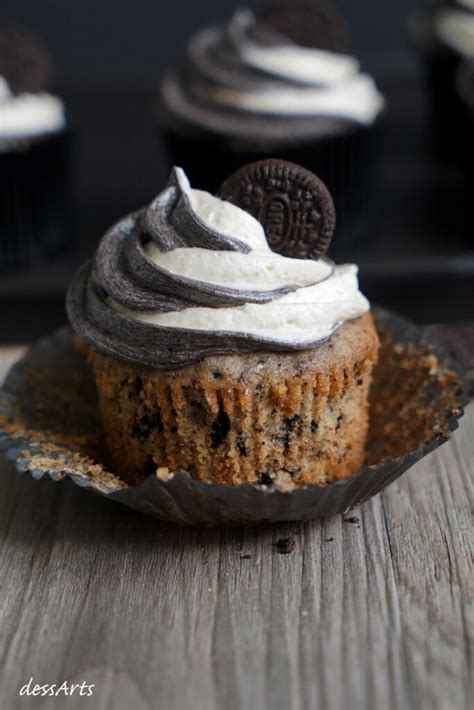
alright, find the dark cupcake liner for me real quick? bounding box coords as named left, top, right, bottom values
left=411, top=11, right=472, bottom=166
left=160, top=120, right=380, bottom=259
left=0, top=308, right=469, bottom=527
left=425, top=51, right=473, bottom=162
left=0, top=129, right=72, bottom=273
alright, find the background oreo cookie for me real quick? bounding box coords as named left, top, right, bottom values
left=0, top=25, right=51, bottom=94
left=261, top=0, right=348, bottom=53
left=218, top=159, right=336, bottom=260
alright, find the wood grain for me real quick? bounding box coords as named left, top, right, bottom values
left=0, top=343, right=472, bottom=710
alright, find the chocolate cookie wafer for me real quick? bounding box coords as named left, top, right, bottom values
left=261, top=0, right=348, bottom=52
left=0, top=25, right=51, bottom=94
left=218, top=160, right=336, bottom=259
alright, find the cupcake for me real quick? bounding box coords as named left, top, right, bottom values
left=157, top=5, right=384, bottom=256
left=0, top=26, right=70, bottom=273
left=67, top=160, right=379, bottom=490
left=411, top=1, right=474, bottom=161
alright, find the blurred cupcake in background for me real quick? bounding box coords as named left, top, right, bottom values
left=457, top=56, right=474, bottom=121
left=456, top=57, right=474, bottom=184
left=157, top=1, right=384, bottom=257
left=411, top=1, right=474, bottom=162
left=0, top=26, right=71, bottom=273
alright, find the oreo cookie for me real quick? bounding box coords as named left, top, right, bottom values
left=261, top=0, right=348, bottom=53
left=218, top=159, right=336, bottom=259
left=0, top=26, right=51, bottom=94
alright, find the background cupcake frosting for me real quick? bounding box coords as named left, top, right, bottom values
left=67, top=167, right=369, bottom=367
left=0, top=75, right=65, bottom=145
left=160, top=9, right=384, bottom=142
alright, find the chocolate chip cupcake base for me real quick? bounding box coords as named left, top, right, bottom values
left=86, top=313, right=379, bottom=488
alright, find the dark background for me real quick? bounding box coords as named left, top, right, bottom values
left=2, top=0, right=418, bottom=90
left=0, top=0, right=473, bottom=340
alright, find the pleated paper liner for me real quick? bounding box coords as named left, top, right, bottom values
left=0, top=309, right=469, bottom=526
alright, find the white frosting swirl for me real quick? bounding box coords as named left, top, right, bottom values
left=112, top=170, right=369, bottom=347
left=241, top=45, right=359, bottom=86
left=144, top=174, right=333, bottom=290
left=0, top=75, right=65, bottom=141
left=208, top=12, right=383, bottom=124
left=114, top=264, right=367, bottom=346
left=213, top=74, right=382, bottom=123
left=67, top=167, right=370, bottom=367
left=160, top=9, right=384, bottom=140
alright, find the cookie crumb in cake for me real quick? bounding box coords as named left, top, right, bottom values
left=275, top=537, right=295, bottom=554
left=156, top=466, right=173, bottom=481
left=210, top=410, right=231, bottom=447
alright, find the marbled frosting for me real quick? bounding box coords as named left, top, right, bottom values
left=160, top=9, right=384, bottom=143
left=67, top=168, right=369, bottom=368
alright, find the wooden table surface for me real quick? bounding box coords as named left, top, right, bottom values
left=0, top=335, right=472, bottom=710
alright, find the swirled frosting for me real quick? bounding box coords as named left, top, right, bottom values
left=67, top=167, right=369, bottom=368
left=160, top=9, right=384, bottom=143
left=0, top=74, right=65, bottom=145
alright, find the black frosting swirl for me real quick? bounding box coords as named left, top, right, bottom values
left=67, top=168, right=333, bottom=368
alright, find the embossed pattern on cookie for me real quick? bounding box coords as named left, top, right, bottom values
left=218, top=159, right=336, bottom=259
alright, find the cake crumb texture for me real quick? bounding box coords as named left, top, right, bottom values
left=87, top=314, right=380, bottom=488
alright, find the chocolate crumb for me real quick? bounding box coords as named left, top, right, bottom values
left=325, top=537, right=334, bottom=542
left=240, top=554, right=252, bottom=560
left=143, top=458, right=156, bottom=478
left=275, top=537, right=295, bottom=555
left=285, top=414, right=301, bottom=429
left=257, top=472, right=273, bottom=486
left=343, top=516, right=360, bottom=524
left=236, top=433, right=247, bottom=457
left=131, top=410, right=164, bottom=440
left=210, top=410, right=231, bottom=447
